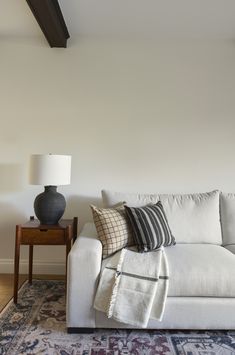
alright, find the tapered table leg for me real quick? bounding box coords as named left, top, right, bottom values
left=14, top=225, right=21, bottom=303
left=29, top=245, right=33, bottom=284
left=65, top=225, right=72, bottom=291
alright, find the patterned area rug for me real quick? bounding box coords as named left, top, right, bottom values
left=0, top=280, right=235, bottom=355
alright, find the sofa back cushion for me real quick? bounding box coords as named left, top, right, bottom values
left=102, top=190, right=222, bottom=244
left=220, top=193, right=235, bottom=252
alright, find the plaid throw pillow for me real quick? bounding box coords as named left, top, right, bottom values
left=90, top=204, right=134, bottom=258
left=125, top=201, right=175, bottom=252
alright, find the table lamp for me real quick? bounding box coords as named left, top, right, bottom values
left=29, top=154, right=71, bottom=225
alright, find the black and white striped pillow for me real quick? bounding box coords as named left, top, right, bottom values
left=125, top=201, right=175, bottom=252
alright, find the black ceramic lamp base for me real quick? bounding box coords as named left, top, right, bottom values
left=34, top=185, right=66, bottom=225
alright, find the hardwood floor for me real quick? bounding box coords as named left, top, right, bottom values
left=0, top=274, right=65, bottom=312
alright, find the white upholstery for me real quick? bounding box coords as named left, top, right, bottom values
left=165, top=244, right=235, bottom=297
left=102, top=243, right=235, bottom=297
left=67, top=187, right=235, bottom=331
left=67, top=223, right=235, bottom=329
left=220, top=193, right=235, bottom=249
left=66, top=223, right=102, bottom=328
left=226, top=244, right=235, bottom=254
left=102, top=190, right=222, bottom=244
left=95, top=298, right=235, bottom=329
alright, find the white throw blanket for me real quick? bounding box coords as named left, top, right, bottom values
left=94, top=247, right=169, bottom=328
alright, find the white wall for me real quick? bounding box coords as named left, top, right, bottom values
left=1, top=37, right=235, bottom=273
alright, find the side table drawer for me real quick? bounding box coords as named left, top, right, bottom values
left=21, top=229, right=66, bottom=245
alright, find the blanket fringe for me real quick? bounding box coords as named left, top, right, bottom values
left=107, top=248, right=126, bottom=318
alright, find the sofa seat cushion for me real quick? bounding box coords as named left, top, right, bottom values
left=166, top=244, right=235, bottom=297
left=101, top=244, right=235, bottom=297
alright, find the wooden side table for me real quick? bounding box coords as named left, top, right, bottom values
left=13, top=216, right=77, bottom=303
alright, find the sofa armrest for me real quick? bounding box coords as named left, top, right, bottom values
left=66, top=222, right=102, bottom=328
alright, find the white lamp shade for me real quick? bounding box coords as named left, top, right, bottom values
left=29, top=154, right=71, bottom=186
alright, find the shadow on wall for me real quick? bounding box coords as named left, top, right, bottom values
left=66, top=195, right=102, bottom=233
left=0, top=202, right=26, bottom=258
left=0, top=163, right=25, bottom=193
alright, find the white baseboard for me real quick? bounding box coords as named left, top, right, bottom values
left=0, top=259, right=66, bottom=275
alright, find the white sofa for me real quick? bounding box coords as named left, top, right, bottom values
left=67, top=190, right=235, bottom=332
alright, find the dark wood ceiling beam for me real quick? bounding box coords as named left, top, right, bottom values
left=26, top=0, right=70, bottom=48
